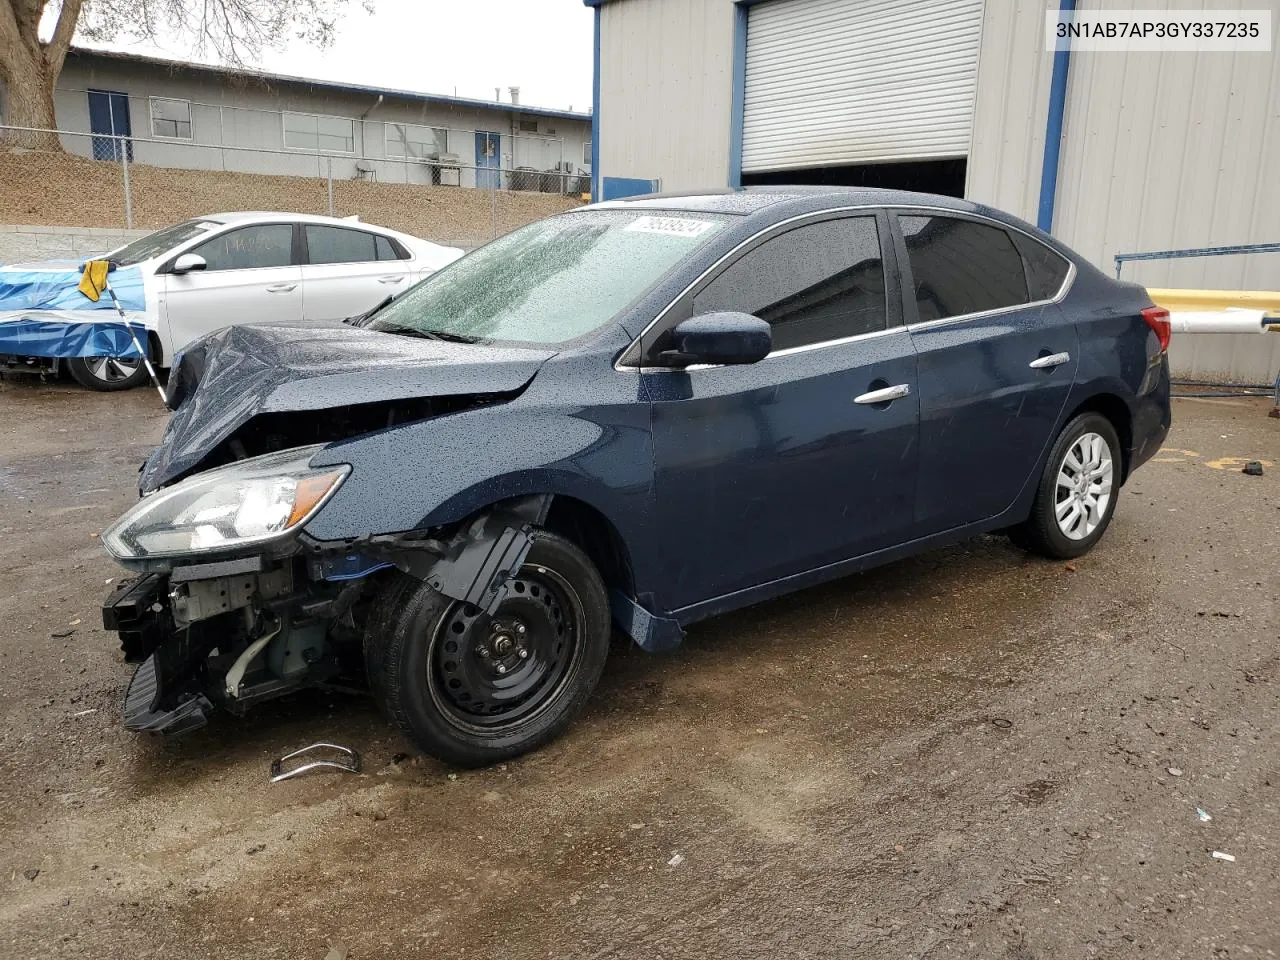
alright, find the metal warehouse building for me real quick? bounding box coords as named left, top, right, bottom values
left=585, top=0, right=1280, bottom=382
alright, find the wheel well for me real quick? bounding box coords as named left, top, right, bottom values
left=147, top=331, right=165, bottom=366
left=1066, top=394, right=1133, bottom=481
left=541, top=496, right=635, bottom=598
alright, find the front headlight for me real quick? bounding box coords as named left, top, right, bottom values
left=103, top=446, right=349, bottom=560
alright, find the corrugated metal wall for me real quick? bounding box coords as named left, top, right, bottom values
left=967, top=0, right=1280, bottom=382
left=741, top=0, right=984, bottom=171
left=598, top=0, right=736, bottom=192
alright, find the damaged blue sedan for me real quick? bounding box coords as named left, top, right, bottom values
left=101, top=189, right=1172, bottom=766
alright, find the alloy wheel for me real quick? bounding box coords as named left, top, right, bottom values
left=86, top=355, right=142, bottom=384
left=1054, top=431, right=1114, bottom=540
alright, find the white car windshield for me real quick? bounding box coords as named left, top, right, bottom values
left=368, top=210, right=727, bottom=346
left=110, top=219, right=222, bottom=267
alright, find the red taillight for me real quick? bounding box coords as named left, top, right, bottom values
left=1142, top=305, right=1172, bottom=352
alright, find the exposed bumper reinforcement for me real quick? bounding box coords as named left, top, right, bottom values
left=123, top=654, right=212, bottom=735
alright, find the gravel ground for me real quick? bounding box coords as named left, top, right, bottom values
left=0, top=378, right=1276, bottom=960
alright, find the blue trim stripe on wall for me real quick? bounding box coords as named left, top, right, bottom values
left=1038, top=0, right=1076, bottom=233
left=729, top=2, right=749, bottom=189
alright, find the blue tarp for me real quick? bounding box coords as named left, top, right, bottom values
left=0, top=265, right=146, bottom=312
left=0, top=319, right=144, bottom=358
left=0, top=264, right=148, bottom=358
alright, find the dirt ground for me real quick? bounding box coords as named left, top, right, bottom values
left=0, top=377, right=1276, bottom=960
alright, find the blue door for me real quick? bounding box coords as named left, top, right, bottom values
left=645, top=214, right=920, bottom=612
left=475, top=131, right=501, bottom=189
left=895, top=212, right=1079, bottom=532
left=87, top=90, right=132, bottom=161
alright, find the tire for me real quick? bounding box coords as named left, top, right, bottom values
left=67, top=354, right=150, bottom=391
left=365, top=529, right=611, bottom=767
left=1010, top=412, right=1122, bottom=560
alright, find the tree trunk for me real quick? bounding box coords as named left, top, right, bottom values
left=1, top=42, right=61, bottom=150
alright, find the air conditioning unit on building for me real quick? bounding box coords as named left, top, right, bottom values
left=432, top=152, right=461, bottom=187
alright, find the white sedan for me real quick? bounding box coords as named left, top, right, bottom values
left=0, top=212, right=462, bottom=390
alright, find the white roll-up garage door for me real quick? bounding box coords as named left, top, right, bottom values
left=742, top=0, right=985, bottom=173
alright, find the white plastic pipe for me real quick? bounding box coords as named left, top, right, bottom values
left=1168, top=308, right=1270, bottom=335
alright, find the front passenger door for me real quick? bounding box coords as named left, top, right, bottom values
left=162, top=222, right=302, bottom=353
left=646, top=213, right=920, bottom=612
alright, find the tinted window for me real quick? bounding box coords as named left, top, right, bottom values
left=191, top=224, right=293, bottom=271
left=1011, top=231, right=1071, bottom=301
left=306, top=226, right=379, bottom=265
left=375, top=235, right=403, bottom=261
left=693, top=216, right=887, bottom=351
left=899, top=215, right=1028, bottom=322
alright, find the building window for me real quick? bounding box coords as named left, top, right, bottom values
left=518, top=119, right=538, bottom=133
left=584, top=140, right=592, bottom=165
left=385, top=122, right=448, bottom=159
left=150, top=98, right=192, bottom=139
left=283, top=112, right=355, bottom=153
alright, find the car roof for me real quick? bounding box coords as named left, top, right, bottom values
left=589, top=187, right=984, bottom=217
left=201, top=211, right=404, bottom=232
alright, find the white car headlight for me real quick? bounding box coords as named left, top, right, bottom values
left=103, top=446, right=349, bottom=560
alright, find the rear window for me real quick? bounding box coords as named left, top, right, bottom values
left=306, top=226, right=379, bottom=265
left=899, top=215, right=1028, bottom=322
left=1011, top=231, right=1071, bottom=301
left=375, top=235, right=405, bottom=261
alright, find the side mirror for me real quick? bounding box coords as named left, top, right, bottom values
left=170, top=253, right=207, bottom=275
left=659, top=312, right=772, bottom=367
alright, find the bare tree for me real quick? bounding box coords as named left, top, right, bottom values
left=0, top=0, right=363, bottom=147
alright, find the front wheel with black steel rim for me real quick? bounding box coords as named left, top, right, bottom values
left=67, top=354, right=149, bottom=391
left=364, top=530, right=611, bottom=767
left=1009, top=412, right=1122, bottom=559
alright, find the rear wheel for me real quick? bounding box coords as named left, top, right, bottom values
left=67, top=354, right=149, bottom=391
left=365, top=530, right=611, bottom=767
left=1010, top=412, right=1121, bottom=559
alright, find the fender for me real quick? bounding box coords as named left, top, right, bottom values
left=307, top=398, right=656, bottom=552
left=330, top=496, right=685, bottom=653
left=304, top=398, right=682, bottom=645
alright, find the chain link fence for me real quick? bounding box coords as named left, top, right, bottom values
left=0, top=122, right=587, bottom=251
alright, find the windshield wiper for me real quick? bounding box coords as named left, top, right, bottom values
left=377, top=325, right=483, bottom=344
left=344, top=294, right=394, bottom=327
left=419, top=329, right=483, bottom=344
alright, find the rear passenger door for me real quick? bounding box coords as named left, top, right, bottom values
left=645, top=212, right=921, bottom=610
left=895, top=211, right=1077, bottom=532
left=300, top=225, right=415, bottom=322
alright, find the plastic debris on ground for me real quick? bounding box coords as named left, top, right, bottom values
left=1242, top=461, right=1264, bottom=476
left=1211, top=851, right=1236, bottom=863
left=1197, top=808, right=1213, bottom=822
left=667, top=853, right=685, bottom=867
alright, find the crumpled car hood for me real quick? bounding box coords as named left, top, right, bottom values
left=140, top=320, right=555, bottom=492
